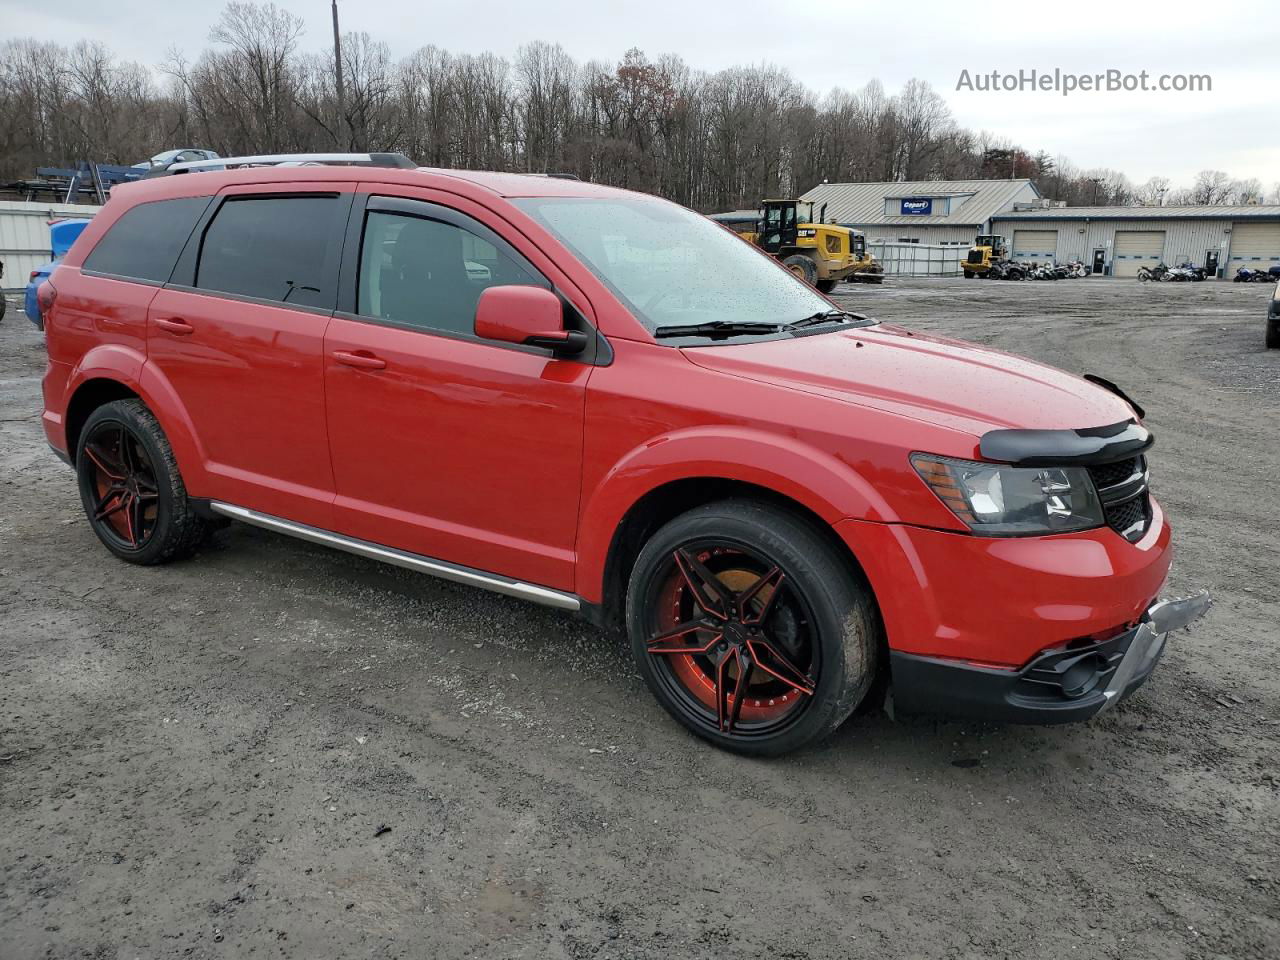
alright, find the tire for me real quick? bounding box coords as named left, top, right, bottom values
left=75, top=398, right=207, bottom=565
left=963, top=270, right=974, bottom=279
left=625, top=499, right=881, bottom=756
left=782, top=254, right=818, bottom=286
left=1267, top=321, right=1280, bottom=350
left=816, top=278, right=837, bottom=294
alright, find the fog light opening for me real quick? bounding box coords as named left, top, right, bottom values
left=1060, top=656, right=1108, bottom=699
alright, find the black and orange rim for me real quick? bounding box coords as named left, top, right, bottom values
left=645, top=539, right=819, bottom=738
left=81, top=421, right=159, bottom=550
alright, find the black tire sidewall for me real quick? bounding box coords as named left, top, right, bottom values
left=625, top=501, right=876, bottom=756
left=783, top=255, right=818, bottom=286
left=76, top=401, right=182, bottom=564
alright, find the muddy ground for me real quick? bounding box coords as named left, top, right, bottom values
left=1, top=277, right=1277, bottom=960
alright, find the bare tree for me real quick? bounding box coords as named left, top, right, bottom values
left=1186, top=169, right=1233, bottom=205
left=1134, top=176, right=1170, bottom=206
left=0, top=6, right=1262, bottom=216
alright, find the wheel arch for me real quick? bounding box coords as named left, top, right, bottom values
left=64, top=378, right=141, bottom=462
left=63, top=354, right=208, bottom=490
left=590, top=475, right=882, bottom=632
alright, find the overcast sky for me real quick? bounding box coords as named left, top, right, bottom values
left=5, top=0, right=1276, bottom=188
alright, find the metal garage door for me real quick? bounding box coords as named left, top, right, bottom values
left=1113, top=231, right=1166, bottom=277
left=1226, top=222, right=1280, bottom=275
left=1012, top=230, right=1058, bottom=261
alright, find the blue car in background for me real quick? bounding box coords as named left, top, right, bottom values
left=25, top=218, right=91, bottom=330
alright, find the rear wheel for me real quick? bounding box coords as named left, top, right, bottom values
left=76, top=399, right=207, bottom=565
left=782, top=254, right=818, bottom=286
left=626, top=500, right=880, bottom=756
left=816, top=278, right=837, bottom=294
left=1267, top=321, right=1280, bottom=349
left=963, top=269, right=974, bottom=279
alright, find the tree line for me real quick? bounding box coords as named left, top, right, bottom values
left=1, top=1, right=1274, bottom=212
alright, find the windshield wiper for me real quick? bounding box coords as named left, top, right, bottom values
left=784, top=310, right=869, bottom=330
left=653, top=321, right=784, bottom=339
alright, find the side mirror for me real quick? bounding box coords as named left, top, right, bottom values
left=475, top=285, right=587, bottom=356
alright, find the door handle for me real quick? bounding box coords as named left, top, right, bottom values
left=154, top=317, right=194, bottom=335
left=331, top=350, right=387, bottom=371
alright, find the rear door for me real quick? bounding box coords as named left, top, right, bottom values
left=148, top=184, right=353, bottom=527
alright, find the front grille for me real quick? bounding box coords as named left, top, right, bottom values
left=1088, top=455, right=1151, bottom=543
left=967, top=250, right=983, bottom=264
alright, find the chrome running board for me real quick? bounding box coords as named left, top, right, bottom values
left=209, top=502, right=582, bottom=612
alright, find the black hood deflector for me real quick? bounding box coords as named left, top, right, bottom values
left=979, top=420, right=1153, bottom=467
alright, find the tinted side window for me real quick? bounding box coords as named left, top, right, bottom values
left=82, top=196, right=210, bottom=283
left=196, top=196, right=343, bottom=308
left=357, top=211, right=546, bottom=335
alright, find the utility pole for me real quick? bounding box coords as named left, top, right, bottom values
left=331, top=0, right=348, bottom=149
left=1089, top=177, right=1104, bottom=204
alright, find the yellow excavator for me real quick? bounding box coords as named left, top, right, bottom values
left=719, top=200, right=883, bottom=291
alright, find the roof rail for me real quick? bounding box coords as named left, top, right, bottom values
left=150, top=152, right=418, bottom=177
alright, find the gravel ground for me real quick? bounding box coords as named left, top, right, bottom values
left=1, top=278, right=1277, bottom=960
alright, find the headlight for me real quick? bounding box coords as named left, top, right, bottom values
left=911, top=454, right=1105, bottom=536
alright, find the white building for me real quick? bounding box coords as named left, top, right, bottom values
left=800, top=178, right=1043, bottom=246
left=796, top=178, right=1280, bottom=278
left=991, top=206, right=1280, bottom=278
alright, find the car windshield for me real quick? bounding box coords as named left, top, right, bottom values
left=513, top=195, right=843, bottom=333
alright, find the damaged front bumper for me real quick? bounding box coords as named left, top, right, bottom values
left=889, top=591, right=1213, bottom=724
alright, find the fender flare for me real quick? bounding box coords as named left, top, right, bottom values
left=575, top=426, right=897, bottom=603
left=64, top=347, right=210, bottom=491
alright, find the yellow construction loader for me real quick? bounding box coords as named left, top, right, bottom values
left=720, top=200, right=882, bottom=291
left=963, top=234, right=1009, bottom=278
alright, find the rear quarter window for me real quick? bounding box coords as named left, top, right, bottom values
left=82, top=196, right=211, bottom=283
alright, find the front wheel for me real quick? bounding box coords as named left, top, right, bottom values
left=816, top=277, right=837, bottom=294
left=782, top=254, right=818, bottom=286
left=626, top=500, right=881, bottom=756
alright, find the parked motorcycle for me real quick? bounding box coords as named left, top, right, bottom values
left=1175, top=261, right=1207, bottom=281
left=1138, top=262, right=1170, bottom=282
left=1234, top=267, right=1274, bottom=283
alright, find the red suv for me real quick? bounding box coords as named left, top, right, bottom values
left=40, top=154, right=1209, bottom=755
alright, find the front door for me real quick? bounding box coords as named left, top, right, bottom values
left=1092, top=248, right=1106, bottom=276
left=1205, top=250, right=1220, bottom=277
left=147, top=186, right=352, bottom=527
left=322, top=196, right=591, bottom=591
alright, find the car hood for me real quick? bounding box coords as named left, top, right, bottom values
left=680, top=324, right=1137, bottom=437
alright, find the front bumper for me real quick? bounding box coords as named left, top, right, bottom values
left=890, top=592, right=1212, bottom=723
